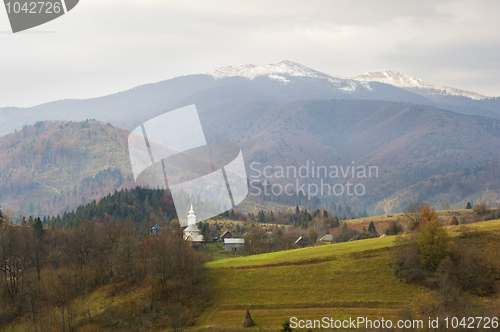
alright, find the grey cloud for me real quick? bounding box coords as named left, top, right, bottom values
left=0, top=0, right=499, bottom=106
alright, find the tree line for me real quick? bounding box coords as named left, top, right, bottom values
left=0, top=211, right=207, bottom=332
left=394, top=203, right=500, bottom=320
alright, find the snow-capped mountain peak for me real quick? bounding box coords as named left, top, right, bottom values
left=204, top=60, right=341, bottom=83
left=351, top=70, right=488, bottom=100
left=204, top=61, right=490, bottom=100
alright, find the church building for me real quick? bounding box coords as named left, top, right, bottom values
left=183, top=204, right=204, bottom=247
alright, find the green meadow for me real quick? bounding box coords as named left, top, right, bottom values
left=196, top=238, right=424, bottom=330
left=194, top=219, right=500, bottom=330
left=206, top=236, right=395, bottom=269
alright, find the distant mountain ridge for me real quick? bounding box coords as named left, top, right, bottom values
left=0, top=60, right=499, bottom=138
left=351, top=70, right=489, bottom=100
left=205, top=60, right=347, bottom=85
left=205, top=61, right=492, bottom=101
left=0, top=61, right=499, bottom=216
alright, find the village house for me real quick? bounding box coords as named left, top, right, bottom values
left=223, top=238, right=244, bottom=252
left=151, top=224, right=162, bottom=236
left=295, top=236, right=307, bottom=248
left=320, top=234, right=333, bottom=244
left=220, top=230, right=233, bottom=239
left=262, top=231, right=274, bottom=242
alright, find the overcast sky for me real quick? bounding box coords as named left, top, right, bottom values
left=1, top=0, right=499, bottom=107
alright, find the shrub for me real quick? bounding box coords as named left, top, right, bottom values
left=388, top=220, right=403, bottom=235
left=472, top=202, right=488, bottom=214
left=281, top=320, right=294, bottom=332
left=334, top=223, right=360, bottom=243
left=455, top=253, right=495, bottom=296
left=392, top=234, right=426, bottom=283
left=418, top=219, right=449, bottom=271
left=307, top=229, right=318, bottom=244
left=449, top=216, right=459, bottom=225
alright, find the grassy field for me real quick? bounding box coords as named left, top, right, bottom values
left=196, top=248, right=430, bottom=330
left=454, top=218, right=500, bottom=231
left=196, top=237, right=424, bottom=330
left=202, top=242, right=241, bottom=261
left=206, top=236, right=395, bottom=269
left=344, top=208, right=495, bottom=235
left=193, top=219, right=500, bottom=331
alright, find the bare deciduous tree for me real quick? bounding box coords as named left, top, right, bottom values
left=403, top=201, right=426, bottom=230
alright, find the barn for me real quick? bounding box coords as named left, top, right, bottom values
left=223, top=238, right=245, bottom=252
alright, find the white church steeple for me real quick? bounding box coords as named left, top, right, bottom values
left=187, top=204, right=197, bottom=226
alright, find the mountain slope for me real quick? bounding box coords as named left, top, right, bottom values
left=209, top=99, right=500, bottom=212
left=375, top=160, right=500, bottom=213
left=1, top=98, right=500, bottom=216
left=0, top=120, right=134, bottom=216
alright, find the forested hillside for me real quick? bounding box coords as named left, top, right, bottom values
left=376, top=160, right=500, bottom=213
left=2, top=102, right=500, bottom=219
left=57, top=187, right=176, bottom=227
left=0, top=120, right=134, bottom=217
